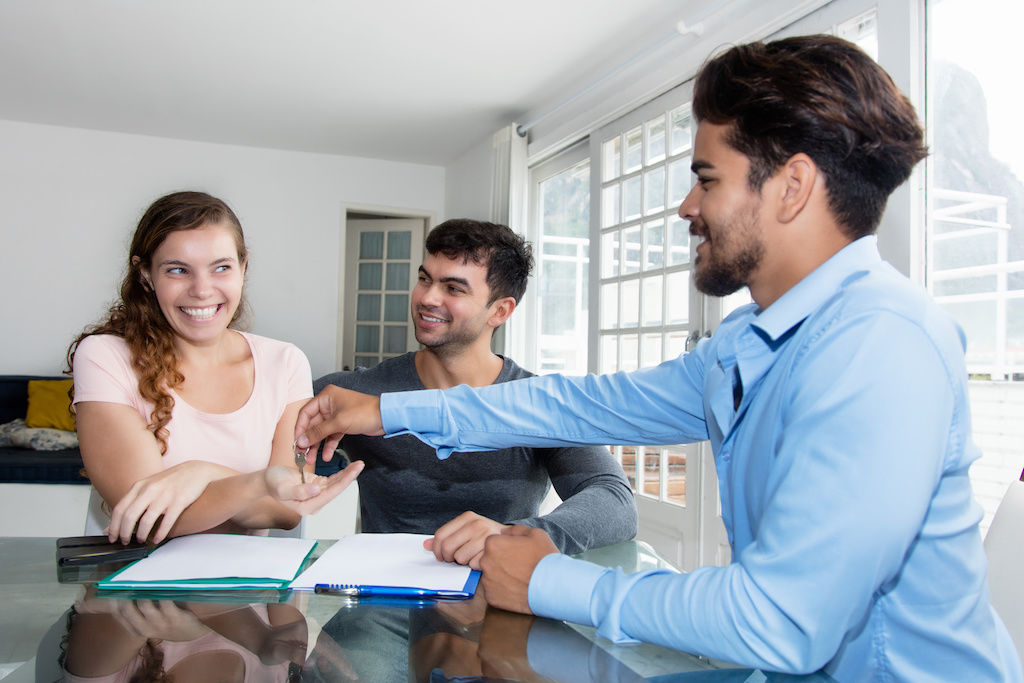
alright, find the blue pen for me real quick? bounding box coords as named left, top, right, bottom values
left=314, top=583, right=467, bottom=599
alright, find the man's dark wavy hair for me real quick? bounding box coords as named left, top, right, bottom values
left=425, top=219, right=534, bottom=304
left=693, top=35, right=928, bottom=238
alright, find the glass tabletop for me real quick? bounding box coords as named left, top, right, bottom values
left=0, top=537, right=832, bottom=682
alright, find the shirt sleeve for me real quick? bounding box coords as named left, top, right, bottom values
left=282, top=343, right=314, bottom=404
left=529, top=311, right=961, bottom=674
left=71, top=335, right=139, bottom=409
left=380, top=350, right=711, bottom=459
left=509, top=444, right=638, bottom=554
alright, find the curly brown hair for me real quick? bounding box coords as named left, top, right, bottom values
left=66, top=191, right=249, bottom=455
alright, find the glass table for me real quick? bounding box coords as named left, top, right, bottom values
left=0, top=537, right=832, bottom=682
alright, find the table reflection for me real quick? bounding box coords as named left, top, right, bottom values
left=9, top=538, right=833, bottom=682
left=58, top=587, right=306, bottom=681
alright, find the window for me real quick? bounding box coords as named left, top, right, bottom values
left=597, top=102, right=696, bottom=502
left=926, top=0, right=1024, bottom=531
left=528, top=150, right=591, bottom=375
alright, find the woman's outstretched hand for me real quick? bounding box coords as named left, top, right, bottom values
left=265, top=460, right=364, bottom=515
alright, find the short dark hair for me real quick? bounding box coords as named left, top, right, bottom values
left=693, top=35, right=927, bottom=239
left=424, top=219, right=534, bottom=303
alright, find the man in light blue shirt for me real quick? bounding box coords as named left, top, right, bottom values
left=296, top=35, right=1022, bottom=681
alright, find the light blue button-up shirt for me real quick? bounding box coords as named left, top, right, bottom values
left=381, top=237, right=1022, bottom=681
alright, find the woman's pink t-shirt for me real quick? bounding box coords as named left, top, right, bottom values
left=72, top=332, right=313, bottom=473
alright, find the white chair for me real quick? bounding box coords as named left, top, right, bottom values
left=84, top=486, right=107, bottom=534
left=984, top=468, right=1024, bottom=670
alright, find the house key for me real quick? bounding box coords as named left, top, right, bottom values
left=293, top=441, right=310, bottom=483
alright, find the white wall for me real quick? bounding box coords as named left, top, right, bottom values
left=444, top=133, right=495, bottom=222
left=0, top=118, right=446, bottom=378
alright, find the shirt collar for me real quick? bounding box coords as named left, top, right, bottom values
left=751, top=235, right=882, bottom=342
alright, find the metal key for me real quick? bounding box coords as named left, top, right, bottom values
left=293, top=441, right=310, bottom=483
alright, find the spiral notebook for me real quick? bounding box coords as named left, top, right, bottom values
left=289, top=533, right=479, bottom=598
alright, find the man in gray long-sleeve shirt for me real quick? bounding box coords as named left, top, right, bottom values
left=316, top=219, right=637, bottom=567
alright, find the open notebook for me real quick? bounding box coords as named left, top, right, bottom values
left=96, top=534, right=315, bottom=591
left=95, top=533, right=479, bottom=598
left=289, top=533, right=479, bottom=598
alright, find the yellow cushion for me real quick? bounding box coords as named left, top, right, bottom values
left=25, top=379, right=76, bottom=432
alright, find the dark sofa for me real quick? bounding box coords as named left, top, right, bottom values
left=0, top=375, right=87, bottom=484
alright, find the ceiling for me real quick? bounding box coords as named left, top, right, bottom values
left=0, top=0, right=697, bottom=166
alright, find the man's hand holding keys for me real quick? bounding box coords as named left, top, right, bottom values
left=293, top=385, right=386, bottom=461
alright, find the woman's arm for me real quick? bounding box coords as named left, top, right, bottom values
left=77, top=400, right=283, bottom=543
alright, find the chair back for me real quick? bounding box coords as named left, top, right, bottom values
left=984, top=469, right=1024, bottom=670
left=84, top=487, right=107, bottom=535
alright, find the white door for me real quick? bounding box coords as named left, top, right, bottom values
left=342, top=217, right=425, bottom=370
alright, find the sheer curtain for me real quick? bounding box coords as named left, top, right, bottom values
left=489, top=123, right=528, bottom=358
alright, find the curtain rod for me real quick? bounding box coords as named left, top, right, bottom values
left=516, top=11, right=722, bottom=139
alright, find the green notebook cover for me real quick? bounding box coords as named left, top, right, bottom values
left=95, top=534, right=316, bottom=591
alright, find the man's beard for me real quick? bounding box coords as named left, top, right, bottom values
left=415, top=323, right=477, bottom=358
left=691, top=215, right=764, bottom=298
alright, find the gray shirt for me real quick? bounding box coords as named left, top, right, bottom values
left=314, top=352, right=637, bottom=553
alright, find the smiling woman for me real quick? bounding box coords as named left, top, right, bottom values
left=64, top=191, right=362, bottom=544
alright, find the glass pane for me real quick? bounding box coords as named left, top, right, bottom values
left=600, top=282, right=619, bottom=329
left=387, top=231, right=411, bottom=259
left=646, top=116, right=666, bottom=164
left=603, top=137, right=621, bottom=181
left=382, top=325, right=407, bottom=353
left=667, top=270, right=690, bottom=325
left=642, top=275, right=662, bottom=326
left=602, top=184, right=621, bottom=228
left=600, top=334, right=618, bottom=373
left=384, top=294, right=408, bottom=322
left=541, top=159, right=590, bottom=238
left=356, top=293, right=380, bottom=321
left=642, top=332, right=661, bottom=367
left=539, top=159, right=591, bottom=376
left=927, top=0, right=1024, bottom=533
left=359, top=231, right=384, bottom=259
left=668, top=216, right=691, bottom=265
left=622, top=226, right=641, bottom=275
left=355, top=325, right=379, bottom=353
left=358, top=262, right=382, bottom=290
left=669, top=156, right=692, bottom=207
left=621, top=334, right=639, bottom=372
left=669, top=105, right=692, bottom=156
left=644, top=219, right=664, bottom=270
left=540, top=260, right=578, bottom=335
left=643, top=448, right=660, bottom=497
left=601, top=231, right=620, bottom=277
left=354, top=355, right=378, bottom=369
left=666, top=446, right=687, bottom=505
left=621, top=279, right=639, bottom=327
left=386, top=263, right=409, bottom=291
left=644, top=167, right=666, bottom=215
left=623, top=175, right=642, bottom=222
left=665, top=330, right=687, bottom=360
left=624, top=126, right=643, bottom=173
